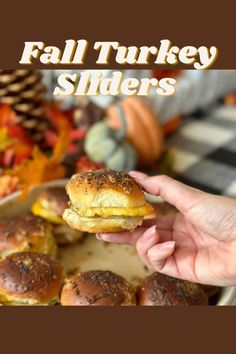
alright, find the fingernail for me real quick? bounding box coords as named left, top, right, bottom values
left=143, top=225, right=157, bottom=239
left=159, top=241, right=175, bottom=250
left=129, top=171, right=148, bottom=179
left=96, top=234, right=101, bottom=240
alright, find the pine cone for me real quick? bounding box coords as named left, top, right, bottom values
left=0, top=70, right=49, bottom=146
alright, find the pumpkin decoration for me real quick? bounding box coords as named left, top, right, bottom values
left=84, top=120, right=137, bottom=171
left=106, top=97, right=164, bottom=166
left=225, top=92, right=236, bottom=105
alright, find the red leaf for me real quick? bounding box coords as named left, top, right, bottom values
left=0, top=104, right=17, bottom=126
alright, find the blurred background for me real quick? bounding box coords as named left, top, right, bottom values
left=0, top=69, right=236, bottom=200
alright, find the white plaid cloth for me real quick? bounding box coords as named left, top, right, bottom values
left=167, top=104, right=236, bottom=197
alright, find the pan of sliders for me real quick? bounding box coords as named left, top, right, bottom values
left=0, top=178, right=235, bottom=306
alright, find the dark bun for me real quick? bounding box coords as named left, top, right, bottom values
left=0, top=213, right=57, bottom=260
left=61, top=270, right=136, bottom=306
left=137, top=273, right=208, bottom=306
left=0, top=252, right=63, bottom=305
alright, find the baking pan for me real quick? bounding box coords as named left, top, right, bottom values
left=0, top=179, right=235, bottom=305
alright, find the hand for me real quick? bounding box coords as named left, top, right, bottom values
left=97, top=172, right=236, bottom=286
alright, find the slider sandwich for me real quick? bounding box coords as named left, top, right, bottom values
left=0, top=213, right=57, bottom=260
left=0, top=252, right=63, bottom=306
left=137, top=273, right=208, bottom=306
left=63, top=169, right=153, bottom=233
left=60, top=270, right=136, bottom=306
left=32, top=187, right=83, bottom=245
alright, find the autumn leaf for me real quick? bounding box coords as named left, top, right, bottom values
left=0, top=128, right=13, bottom=151
left=7, top=128, right=69, bottom=199
left=45, top=105, right=74, bottom=132
left=0, top=104, right=17, bottom=126
left=51, top=127, right=69, bottom=162
left=0, top=104, right=33, bottom=167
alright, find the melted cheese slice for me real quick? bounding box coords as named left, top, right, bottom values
left=77, top=203, right=154, bottom=217
left=0, top=292, right=57, bottom=305
left=32, top=202, right=64, bottom=224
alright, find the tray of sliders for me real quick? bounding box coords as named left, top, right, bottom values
left=0, top=169, right=235, bottom=306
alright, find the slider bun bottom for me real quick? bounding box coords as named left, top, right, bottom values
left=0, top=233, right=57, bottom=261
left=0, top=294, right=58, bottom=306
left=63, top=208, right=143, bottom=233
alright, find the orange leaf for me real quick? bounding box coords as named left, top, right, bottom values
left=52, top=129, right=69, bottom=163
left=0, top=104, right=17, bottom=127
left=7, top=129, right=68, bottom=199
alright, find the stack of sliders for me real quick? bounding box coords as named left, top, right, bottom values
left=63, top=169, right=154, bottom=233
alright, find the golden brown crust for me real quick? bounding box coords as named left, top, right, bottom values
left=0, top=252, right=63, bottom=305
left=137, top=273, right=208, bottom=306
left=0, top=213, right=57, bottom=259
left=66, top=169, right=147, bottom=209
left=60, top=270, right=136, bottom=306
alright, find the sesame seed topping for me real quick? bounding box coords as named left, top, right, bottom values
left=70, top=169, right=141, bottom=194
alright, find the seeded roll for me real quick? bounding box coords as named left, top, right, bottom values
left=0, top=252, right=63, bottom=305
left=137, top=273, right=208, bottom=306
left=32, top=188, right=83, bottom=245
left=60, top=270, right=136, bottom=306
left=63, top=169, right=153, bottom=233
left=0, top=213, right=57, bottom=260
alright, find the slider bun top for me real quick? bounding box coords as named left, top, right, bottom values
left=66, top=169, right=148, bottom=209
left=60, top=270, right=136, bottom=306
left=0, top=213, right=57, bottom=259
left=32, top=187, right=69, bottom=224
left=137, top=273, right=208, bottom=306
left=0, top=252, right=63, bottom=305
